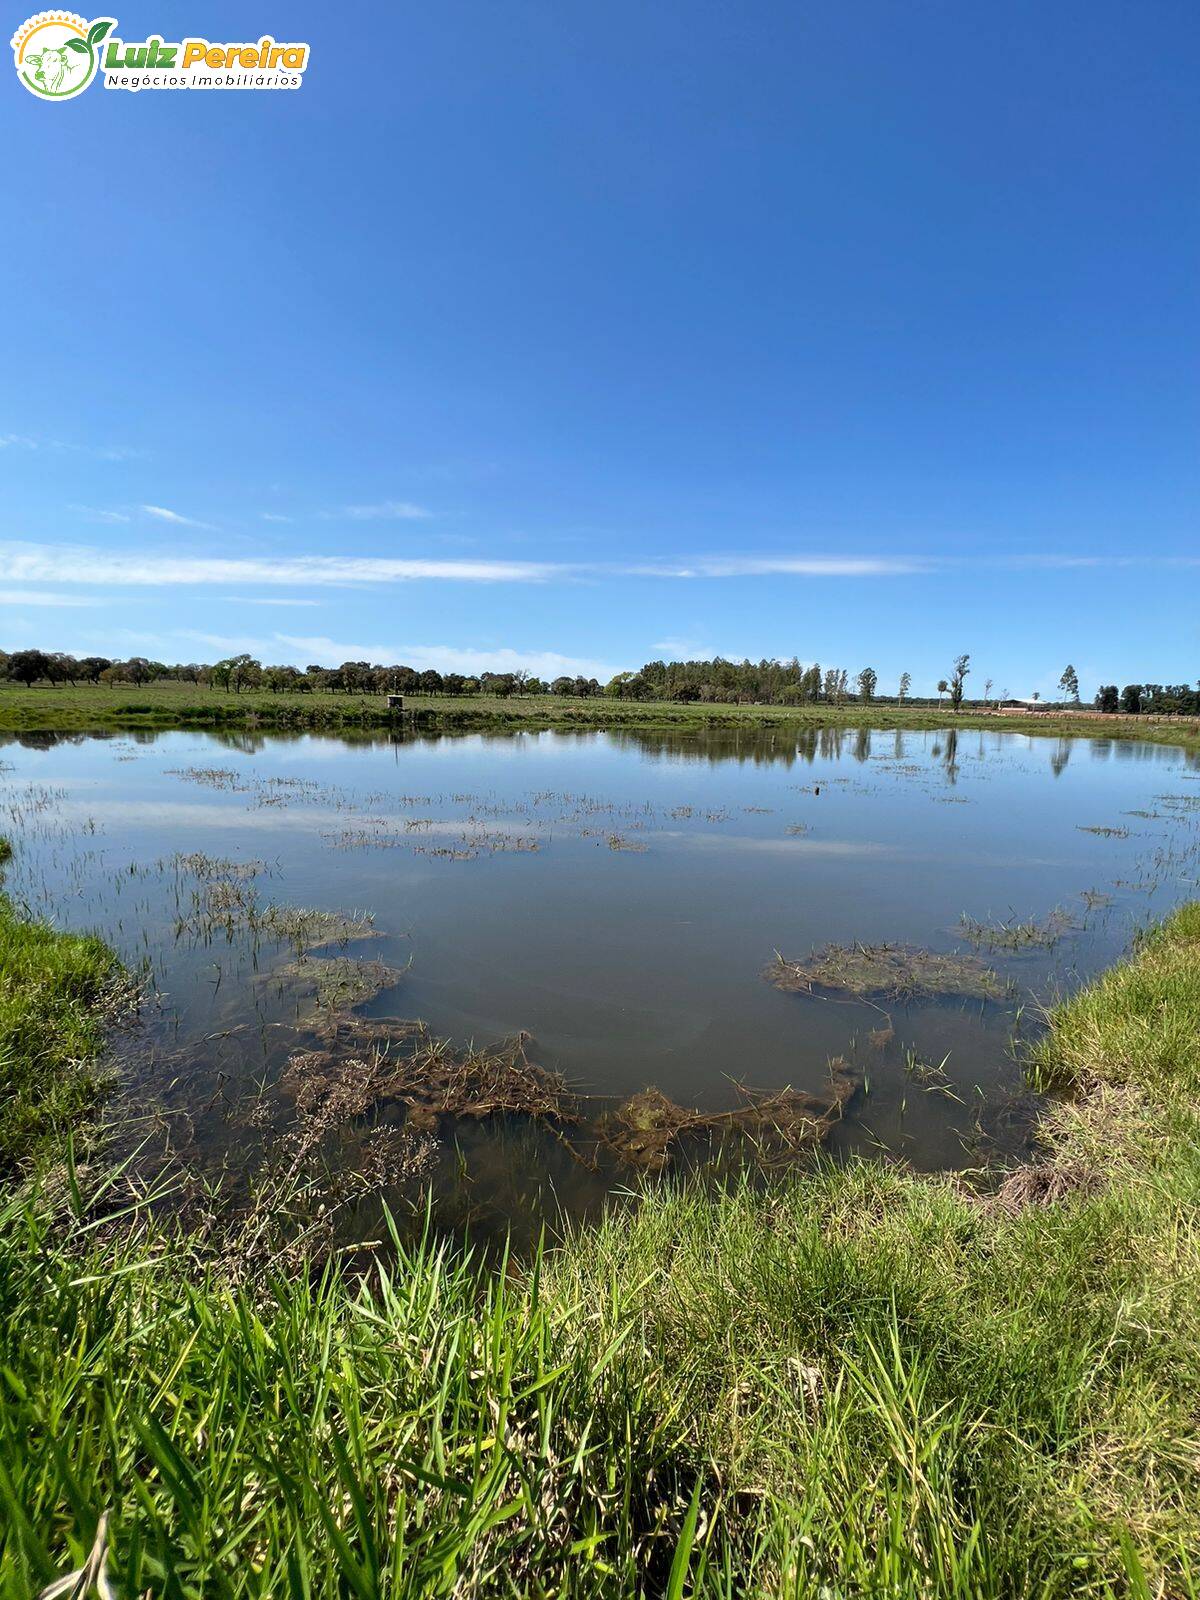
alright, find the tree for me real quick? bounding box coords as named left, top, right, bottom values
left=48, top=654, right=79, bottom=685
left=936, top=679, right=949, bottom=706
left=897, top=672, right=911, bottom=704
left=6, top=649, right=51, bottom=687
left=1120, top=684, right=1143, bottom=715
left=1095, top=685, right=1119, bottom=714
left=336, top=660, right=372, bottom=694
left=481, top=672, right=516, bottom=697
left=983, top=678, right=993, bottom=708
left=1059, top=664, right=1080, bottom=703
left=856, top=667, right=877, bottom=703
left=213, top=655, right=260, bottom=693
left=949, top=654, right=970, bottom=712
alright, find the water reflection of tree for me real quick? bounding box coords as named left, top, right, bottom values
left=1050, top=740, right=1071, bottom=778
left=942, top=728, right=959, bottom=785
left=854, top=726, right=871, bottom=763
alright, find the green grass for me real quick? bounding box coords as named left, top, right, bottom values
left=0, top=852, right=122, bottom=1173
left=2, top=866, right=1200, bottom=1593
left=1, top=678, right=1199, bottom=752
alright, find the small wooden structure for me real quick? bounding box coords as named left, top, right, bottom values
left=386, top=693, right=418, bottom=727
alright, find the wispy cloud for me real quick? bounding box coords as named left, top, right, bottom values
left=628, top=557, right=927, bottom=578
left=221, top=596, right=322, bottom=607
left=175, top=630, right=619, bottom=681
left=16, top=541, right=1172, bottom=594
left=260, top=512, right=293, bottom=524
left=0, top=588, right=101, bottom=608
left=141, top=505, right=216, bottom=531
left=0, top=543, right=558, bottom=587
left=0, top=541, right=931, bottom=590
left=328, top=501, right=431, bottom=521
left=0, top=433, right=140, bottom=460
left=653, top=634, right=716, bottom=657
left=70, top=505, right=132, bottom=525
left=91, top=444, right=142, bottom=463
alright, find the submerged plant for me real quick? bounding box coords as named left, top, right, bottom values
left=766, top=943, right=1009, bottom=1003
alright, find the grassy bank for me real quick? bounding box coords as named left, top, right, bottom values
left=2, top=678, right=1199, bottom=752
left=0, top=851, right=123, bottom=1174
left=2, top=882, right=1199, bottom=1593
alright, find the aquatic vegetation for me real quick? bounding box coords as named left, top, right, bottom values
left=600, top=1064, right=855, bottom=1172
left=958, top=908, right=1078, bottom=950
left=1076, top=824, right=1131, bottom=838
left=165, top=765, right=247, bottom=789
left=1079, top=888, right=1113, bottom=910
left=260, top=903, right=377, bottom=952
left=274, top=955, right=406, bottom=1013
left=282, top=1025, right=574, bottom=1134
left=170, top=850, right=264, bottom=880
left=766, top=942, right=1009, bottom=1002
left=171, top=862, right=376, bottom=951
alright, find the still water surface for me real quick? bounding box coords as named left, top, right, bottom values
left=3, top=724, right=1198, bottom=1241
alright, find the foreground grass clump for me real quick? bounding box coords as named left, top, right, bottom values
left=0, top=867, right=122, bottom=1172
left=1, top=908, right=1199, bottom=1594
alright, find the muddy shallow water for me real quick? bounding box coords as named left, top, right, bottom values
left=3, top=723, right=1198, bottom=1246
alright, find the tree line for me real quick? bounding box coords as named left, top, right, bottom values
left=0, top=647, right=1196, bottom=714
left=0, top=649, right=604, bottom=699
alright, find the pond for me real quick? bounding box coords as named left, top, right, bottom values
left=3, top=723, right=1198, bottom=1247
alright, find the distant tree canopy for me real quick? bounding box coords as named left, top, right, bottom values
left=1091, top=684, right=1200, bottom=716
left=0, top=648, right=1196, bottom=714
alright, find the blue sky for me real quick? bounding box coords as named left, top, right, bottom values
left=2, top=0, right=1196, bottom=696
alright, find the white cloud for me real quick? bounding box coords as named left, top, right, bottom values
left=141, top=505, right=217, bottom=531
left=92, top=445, right=142, bottom=463
left=34, top=541, right=1171, bottom=594
left=0, top=541, right=931, bottom=591
left=0, top=433, right=140, bottom=460
left=175, top=629, right=619, bottom=681
left=260, top=512, right=293, bottom=523
left=70, top=505, right=132, bottom=524
left=332, top=501, right=431, bottom=521
left=652, top=635, right=715, bottom=658
left=0, top=543, right=558, bottom=587
left=628, top=556, right=927, bottom=578
left=220, top=596, right=321, bottom=607
left=0, top=589, right=101, bottom=607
